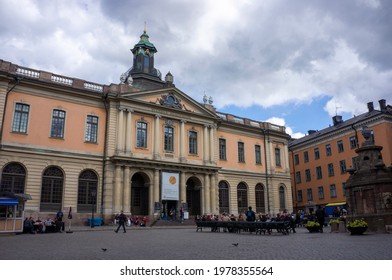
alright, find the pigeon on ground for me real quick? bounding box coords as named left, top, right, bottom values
left=232, top=243, right=239, bottom=247
left=101, top=248, right=107, bottom=252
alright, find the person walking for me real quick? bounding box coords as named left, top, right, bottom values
left=115, top=210, right=127, bottom=233
left=315, top=206, right=326, bottom=233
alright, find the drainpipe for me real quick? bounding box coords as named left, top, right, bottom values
left=0, top=77, right=23, bottom=148
left=100, top=92, right=109, bottom=219
left=289, top=147, right=297, bottom=212
left=262, top=128, right=270, bottom=214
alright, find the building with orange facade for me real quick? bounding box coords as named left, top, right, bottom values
left=289, top=101, right=392, bottom=214
left=0, top=30, right=292, bottom=225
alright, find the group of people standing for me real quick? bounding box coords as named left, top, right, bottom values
left=114, top=211, right=148, bottom=233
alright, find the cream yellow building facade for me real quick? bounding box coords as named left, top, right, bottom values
left=0, top=31, right=292, bottom=224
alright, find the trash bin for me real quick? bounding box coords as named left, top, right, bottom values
left=88, top=218, right=102, bottom=226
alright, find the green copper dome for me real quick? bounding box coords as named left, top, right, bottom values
left=131, top=30, right=157, bottom=53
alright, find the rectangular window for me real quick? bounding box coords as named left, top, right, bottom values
left=294, top=154, right=299, bottom=165
left=164, top=126, right=174, bottom=152
left=51, top=109, right=66, bottom=138
left=219, top=139, right=226, bottom=160
left=305, top=169, right=311, bottom=182
left=340, top=160, right=347, bottom=174
left=314, top=148, right=320, bottom=160
left=188, top=131, right=198, bottom=154
left=352, top=156, right=359, bottom=170
left=342, top=183, right=346, bottom=196
left=136, top=121, right=148, bottom=148
left=304, top=151, right=309, bottom=162
left=12, top=103, right=30, bottom=133
left=297, top=190, right=303, bottom=202
left=325, top=144, right=332, bottom=156
left=238, top=142, right=245, bottom=162
left=255, top=145, right=262, bottom=164
left=328, top=163, right=334, bottom=177
left=295, top=171, right=301, bottom=184
left=350, top=136, right=358, bottom=149
left=85, top=115, right=98, bottom=143
left=307, top=188, right=313, bottom=201
left=275, top=147, right=281, bottom=166
left=316, top=166, right=322, bottom=179
left=330, top=184, right=337, bottom=198
left=337, top=140, right=344, bottom=153
left=318, top=186, right=324, bottom=199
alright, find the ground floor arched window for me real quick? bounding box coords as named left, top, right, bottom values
left=255, top=183, right=265, bottom=213
left=77, top=169, right=98, bottom=212
left=0, top=162, right=26, bottom=194
left=40, top=166, right=64, bottom=212
left=279, top=185, right=286, bottom=211
left=237, top=182, right=248, bottom=214
left=218, top=181, right=229, bottom=214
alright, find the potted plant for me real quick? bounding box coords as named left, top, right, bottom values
left=347, top=219, right=368, bottom=235
left=329, top=219, right=340, bottom=232
left=305, top=221, right=320, bottom=233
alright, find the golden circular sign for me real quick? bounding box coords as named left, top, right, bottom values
left=169, top=176, right=176, bottom=185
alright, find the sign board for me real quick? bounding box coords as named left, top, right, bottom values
left=161, top=172, right=179, bottom=200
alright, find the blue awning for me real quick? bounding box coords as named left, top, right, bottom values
left=0, top=199, right=19, bottom=206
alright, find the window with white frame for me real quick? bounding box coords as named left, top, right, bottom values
left=51, top=109, right=66, bottom=138
left=12, top=103, right=30, bottom=133
left=85, top=115, right=98, bottom=143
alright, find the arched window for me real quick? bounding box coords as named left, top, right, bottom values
left=218, top=181, right=229, bottom=214
left=279, top=185, right=286, bottom=210
left=237, top=182, right=248, bottom=214
left=255, top=184, right=265, bottom=213
left=0, top=163, right=26, bottom=193
left=77, top=170, right=98, bottom=212
left=40, top=166, right=64, bottom=212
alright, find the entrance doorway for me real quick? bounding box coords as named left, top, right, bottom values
left=186, top=177, right=201, bottom=216
left=166, top=200, right=177, bottom=220
left=131, top=173, right=149, bottom=216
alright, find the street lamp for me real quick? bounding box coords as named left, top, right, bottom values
left=91, top=189, right=97, bottom=228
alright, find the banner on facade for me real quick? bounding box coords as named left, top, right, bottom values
left=161, top=172, right=179, bottom=200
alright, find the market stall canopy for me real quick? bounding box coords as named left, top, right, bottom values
left=0, top=192, right=32, bottom=204
left=0, top=198, right=18, bottom=206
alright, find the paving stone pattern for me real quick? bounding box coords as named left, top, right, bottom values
left=0, top=226, right=391, bottom=260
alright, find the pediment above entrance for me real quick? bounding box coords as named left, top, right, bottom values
left=120, top=88, right=218, bottom=118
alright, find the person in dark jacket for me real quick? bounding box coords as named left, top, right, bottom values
left=115, top=210, right=127, bottom=233
left=246, top=206, right=256, bottom=222
left=315, top=206, right=326, bottom=233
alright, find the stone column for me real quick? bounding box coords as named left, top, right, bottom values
left=203, top=124, right=209, bottom=164
left=153, top=169, right=160, bottom=205
left=154, top=114, right=161, bottom=159
left=123, top=166, right=131, bottom=213
left=114, top=165, right=122, bottom=213
left=210, top=173, right=217, bottom=214
left=180, top=120, right=186, bottom=162
left=209, top=125, right=215, bottom=163
left=204, top=173, right=210, bottom=213
left=116, top=108, right=125, bottom=154
left=125, top=109, right=133, bottom=155
left=180, top=171, right=186, bottom=204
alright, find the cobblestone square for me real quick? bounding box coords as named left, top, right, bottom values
left=1, top=226, right=391, bottom=260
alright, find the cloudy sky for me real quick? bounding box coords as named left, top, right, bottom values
left=1, top=0, right=391, bottom=138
